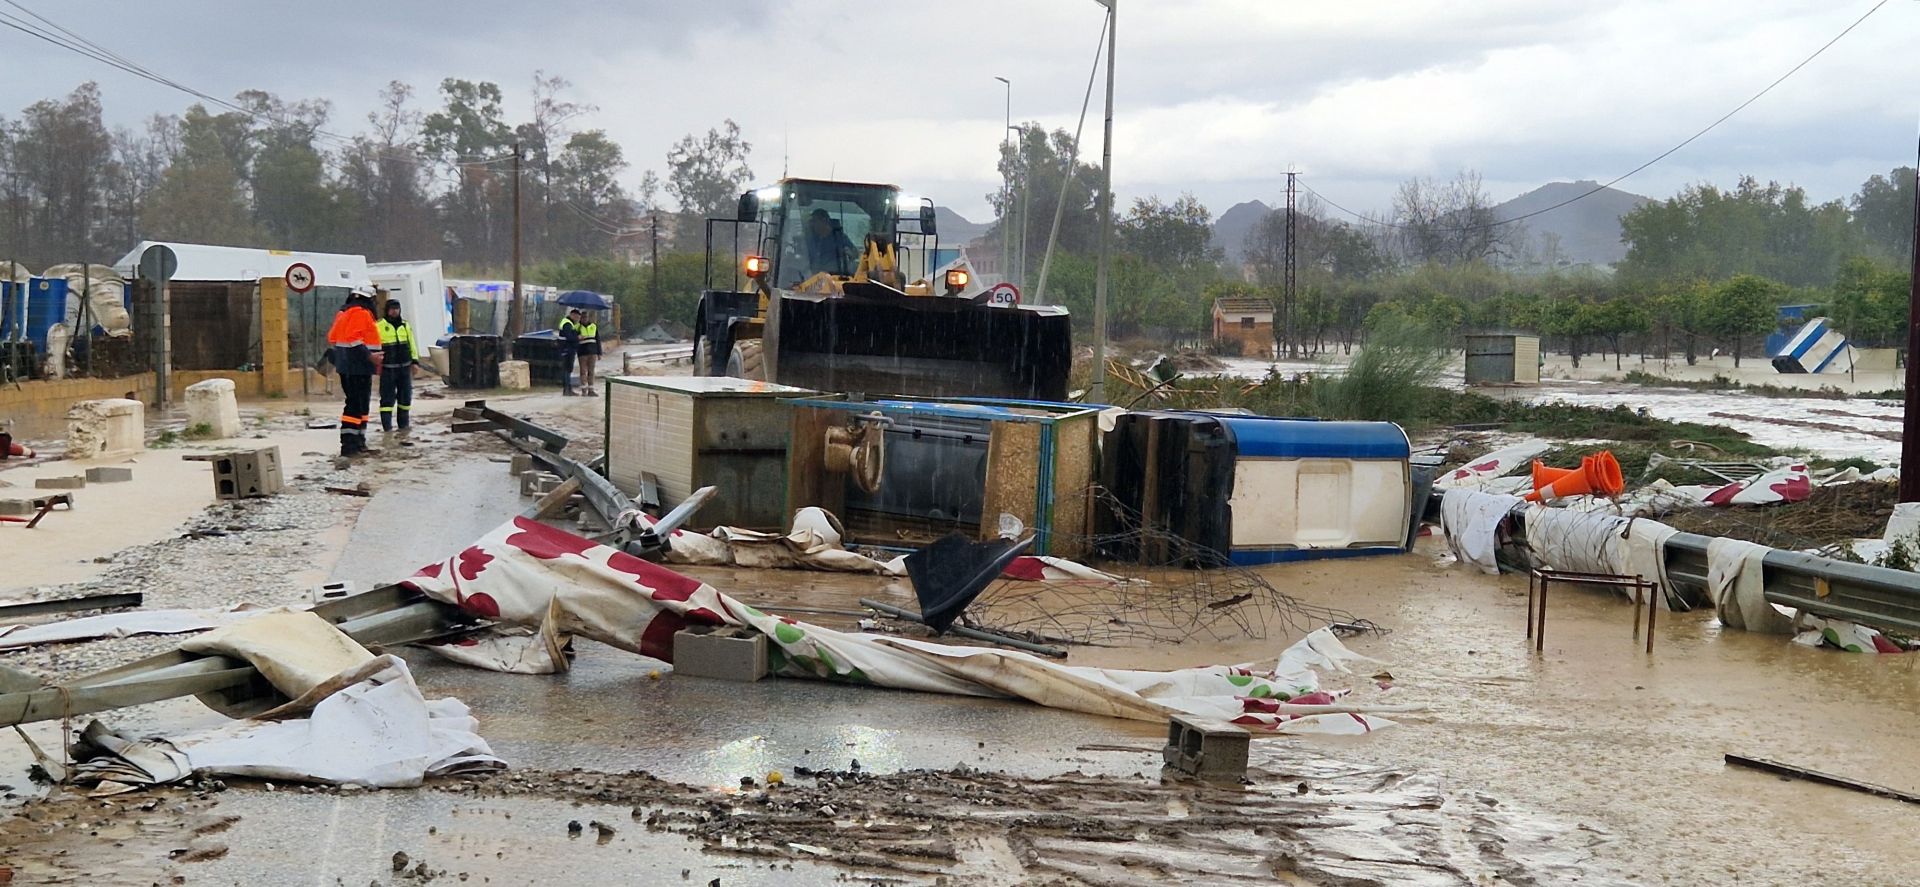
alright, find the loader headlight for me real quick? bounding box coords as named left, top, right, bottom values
left=743, top=255, right=771, bottom=278
left=944, top=269, right=970, bottom=291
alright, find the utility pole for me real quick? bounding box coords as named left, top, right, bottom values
left=1901, top=135, right=1920, bottom=501
left=650, top=210, right=661, bottom=311
left=1283, top=171, right=1298, bottom=360
left=995, top=76, right=1013, bottom=287
left=1090, top=0, right=1115, bottom=404
left=507, top=141, right=525, bottom=345
left=1016, top=126, right=1031, bottom=295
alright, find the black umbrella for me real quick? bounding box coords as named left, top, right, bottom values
left=556, top=290, right=614, bottom=310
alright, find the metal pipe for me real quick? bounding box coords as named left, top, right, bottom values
left=859, top=597, right=1067, bottom=658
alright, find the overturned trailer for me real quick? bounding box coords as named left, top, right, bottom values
left=1103, top=412, right=1415, bottom=566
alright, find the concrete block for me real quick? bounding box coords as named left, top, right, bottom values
left=520, top=470, right=561, bottom=497
left=65, top=398, right=144, bottom=460
left=0, top=498, right=34, bottom=516
left=35, top=475, right=85, bottom=490
left=1162, top=716, right=1250, bottom=780
left=498, top=360, right=531, bottom=391
left=85, top=466, right=133, bottom=483
left=509, top=453, right=532, bottom=477
left=184, top=378, right=242, bottom=439
left=672, top=627, right=769, bottom=682
left=211, top=446, right=284, bottom=499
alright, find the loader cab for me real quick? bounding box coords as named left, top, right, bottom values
left=737, top=179, right=937, bottom=289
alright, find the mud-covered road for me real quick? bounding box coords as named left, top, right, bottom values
left=5, top=384, right=1918, bottom=885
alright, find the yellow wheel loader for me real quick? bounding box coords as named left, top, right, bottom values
left=693, top=178, right=1072, bottom=400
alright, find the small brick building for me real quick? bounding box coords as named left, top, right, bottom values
left=1211, top=296, right=1274, bottom=357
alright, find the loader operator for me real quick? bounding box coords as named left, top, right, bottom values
left=805, top=208, right=858, bottom=276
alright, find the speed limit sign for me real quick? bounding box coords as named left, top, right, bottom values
left=284, top=262, right=316, bottom=293
left=986, top=282, right=1020, bottom=306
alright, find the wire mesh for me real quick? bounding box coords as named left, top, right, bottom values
left=959, top=489, right=1385, bottom=646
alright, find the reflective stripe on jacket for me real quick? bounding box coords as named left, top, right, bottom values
left=376, top=318, right=419, bottom=364
left=327, top=306, right=380, bottom=375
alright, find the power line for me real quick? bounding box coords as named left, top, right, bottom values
left=0, top=2, right=510, bottom=171
left=1301, top=0, right=1889, bottom=232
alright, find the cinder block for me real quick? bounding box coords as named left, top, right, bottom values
left=509, top=453, right=532, bottom=477
left=313, top=580, right=355, bottom=600
left=84, top=466, right=133, bottom=483
left=210, top=446, right=284, bottom=499
left=65, top=398, right=144, bottom=459
left=672, top=627, right=769, bottom=682
left=520, top=470, right=561, bottom=497
left=34, top=475, right=85, bottom=490
left=1162, top=716, right=1250, bottom=780
left=184, top=378, right=242, bottom=439
left=498, top=360, right=531, bottom=391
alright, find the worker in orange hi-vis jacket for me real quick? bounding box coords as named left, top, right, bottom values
left=327, top=286, right=384, bottom=456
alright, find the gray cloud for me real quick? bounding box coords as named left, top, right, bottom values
left=0, top=0, right=1909, bottom=223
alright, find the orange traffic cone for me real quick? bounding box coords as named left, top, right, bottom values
left=1526, top=451, right=1625, bottom=502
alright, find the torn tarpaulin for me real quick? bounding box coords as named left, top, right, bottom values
left=73, top=613, right=501, bottom=789
left=73, top=655, right=503, bottom=789
left=402, top=517, right=1414, bottom=733
left=643, top=506, right=1131, bottom=584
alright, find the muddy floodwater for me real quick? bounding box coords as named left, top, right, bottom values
left=6, top=393, right=1919, bottom=884
left=672, top=550, right=1920, bottom=884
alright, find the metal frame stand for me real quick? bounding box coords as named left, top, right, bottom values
left=1527, top=568, right=1659, bottom=654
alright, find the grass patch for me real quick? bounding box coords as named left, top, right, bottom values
left=1620, top=370, right=1900, bottom=401
left=1309, top=316, right=1448, bottom=422
left=1660, top=482, right=1896, bottom=555
left=181, top=422, right=217, bottom=441
left=152, top=430, right=179, bottom=447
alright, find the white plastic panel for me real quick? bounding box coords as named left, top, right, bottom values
left=1228, top=458, right=1410, bottom=550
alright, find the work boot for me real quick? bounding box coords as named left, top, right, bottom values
left=563, top=386, right=575, bottom=397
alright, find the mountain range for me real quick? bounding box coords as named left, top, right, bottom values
left=1208, top=182, right=1650, bottom=268
left=953, top=180, right=1651, bottom=269
left=933, top=206, right=990, bottom=245
left=1492, top=180, right=1649, bottom=266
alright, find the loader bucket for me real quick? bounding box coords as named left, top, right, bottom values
left=774, top=291, right=1072, bottom=400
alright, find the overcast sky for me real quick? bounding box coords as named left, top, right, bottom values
left=3, top=0, right=1916, bottom=223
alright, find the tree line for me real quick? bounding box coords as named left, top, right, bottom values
left=0, top=79, right=759, bottom=276
left=982, top=145, right=1916, bottom=365
left=4, top=77, right=1913, bottom=346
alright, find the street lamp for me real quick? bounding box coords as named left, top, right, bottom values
left=1011, top=124, right=1031, bottom=295
left=1089, top=0, right=1114, bottom=404
left=994, top=76, right=1012, bottom=287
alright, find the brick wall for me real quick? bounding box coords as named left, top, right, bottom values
left=0, top=373, right=158, bottom=421
left=1216, top=321, right=1273, bottom=357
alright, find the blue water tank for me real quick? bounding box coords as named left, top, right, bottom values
left=23, top=278, right=69, bottom=350
left=1213, top=415, right=1412, bottom=460
left=0, top=280, right=18, bottom=340
left=1106, top=412, right=1414, bottom=566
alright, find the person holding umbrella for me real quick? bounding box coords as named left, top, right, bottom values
left=576, top=309, right=602, bottom=396
left=556, top=290, right=612, bottom=396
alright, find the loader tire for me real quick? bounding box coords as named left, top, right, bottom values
left=693, top=335, right=713, bottom=376
left=727, top=338, right=765, bottom=380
